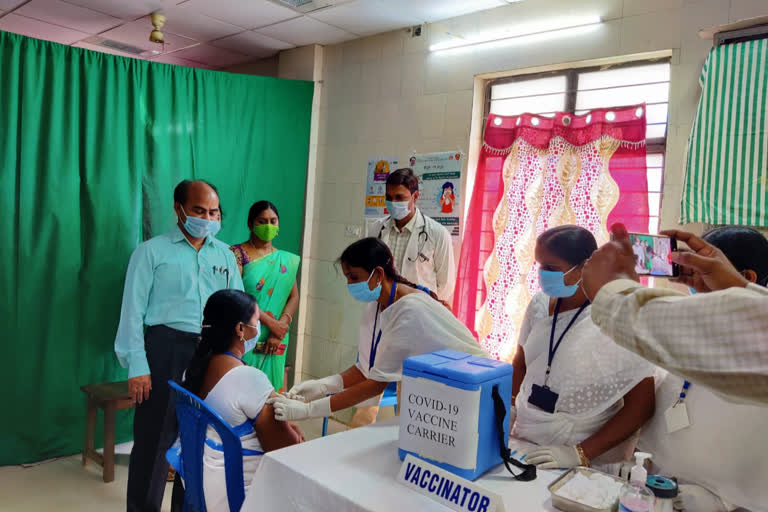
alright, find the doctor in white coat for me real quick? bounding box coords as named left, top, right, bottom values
left=367, top=168, right=456, bottom=303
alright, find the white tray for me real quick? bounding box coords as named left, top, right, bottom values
left=548, top=466, right=624, bottom=512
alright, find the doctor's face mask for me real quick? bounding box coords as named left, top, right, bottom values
left=385, top=184, right=417, bottom=221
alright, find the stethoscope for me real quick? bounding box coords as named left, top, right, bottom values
left=377, top=210, right=430, bottom=263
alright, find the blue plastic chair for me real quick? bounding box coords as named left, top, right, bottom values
left=321, top=381, right=399, bottom=436
left=166, top=380, right=246, bottom=512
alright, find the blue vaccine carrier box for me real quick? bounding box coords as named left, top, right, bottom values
left=398, top=349, right=514, bottom=481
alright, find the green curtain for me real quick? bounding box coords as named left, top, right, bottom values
left=0, top=31, right=313, bottom=464
left=681, top=38, right=768, bottom=226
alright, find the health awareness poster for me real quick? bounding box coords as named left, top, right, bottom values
left=364, top=157, right=399, bottom=218
left=411, top=152, right=463, bottom=238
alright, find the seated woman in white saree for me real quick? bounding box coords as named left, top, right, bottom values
left=267, top=237, right=489, bottom=423
left=512, top=226, right=656, bottom=472
left=176, top=289, right=303, bottom=510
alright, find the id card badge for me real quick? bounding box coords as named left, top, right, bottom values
left=528, top=384, right=559, bottom=413
left=665, top=402, right=691, bottom=433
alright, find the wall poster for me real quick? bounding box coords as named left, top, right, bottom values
left=411, top=152, right=464, bottom=238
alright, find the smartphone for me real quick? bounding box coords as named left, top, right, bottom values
left=628, top=233, right=679, bottom=277
left=255, top=343, right=287, bottom=355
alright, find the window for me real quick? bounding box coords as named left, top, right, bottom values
left=487, top=59, right=671, bottom=233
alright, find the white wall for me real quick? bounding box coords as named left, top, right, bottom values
left=300, top=0, right=768, bottom=404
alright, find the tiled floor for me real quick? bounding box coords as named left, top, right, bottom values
left=0, top=417, right=348, bottom=512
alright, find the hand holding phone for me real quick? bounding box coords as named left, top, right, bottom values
left=661, top=229, right=751, bottom=291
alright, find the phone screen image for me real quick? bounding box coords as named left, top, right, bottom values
left=629, top=233, right=678, bottom=277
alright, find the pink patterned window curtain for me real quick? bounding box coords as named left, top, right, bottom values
left=454, top=106, right=648, bottom=361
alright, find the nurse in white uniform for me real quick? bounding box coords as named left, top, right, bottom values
left=513, top=225, right=656, bottom=472
left=267, top=237, right=488, bottom=422
left=638, top=226, right=768, bottom=512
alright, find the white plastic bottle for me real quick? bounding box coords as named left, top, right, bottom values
left=619, top=452, right=655, bottom=512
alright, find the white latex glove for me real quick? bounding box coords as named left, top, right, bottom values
left=673, top=484, right=729, bottom=512
left=526, top=445, right=582, bottom=470
left=267, top=396, right=332, bottom=422
left=287, top=374, right=344, bottom=401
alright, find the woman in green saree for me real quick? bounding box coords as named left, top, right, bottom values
left=230, top=201, right=300, bottom=391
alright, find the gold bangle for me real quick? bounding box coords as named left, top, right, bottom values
left=575, top=445, right=590, bottom=467
left=280, top=313, right=293, bottom=324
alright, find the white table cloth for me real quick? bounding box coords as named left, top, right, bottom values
left=243, top=418, right=561, bottom=511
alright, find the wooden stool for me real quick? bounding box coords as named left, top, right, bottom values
left=80, top=381, right=135, bottom=482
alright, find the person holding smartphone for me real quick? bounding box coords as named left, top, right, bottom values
left=512, top=225, right=656, bottom=472
left=637, top=226, right=768, bottom=512
left=582, top=223, right=768, bottom=406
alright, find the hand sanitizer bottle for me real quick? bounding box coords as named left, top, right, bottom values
left=619, top=452, right=654, bottom=512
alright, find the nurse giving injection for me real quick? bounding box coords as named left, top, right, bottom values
left=267, top=238, right=488, bottom=422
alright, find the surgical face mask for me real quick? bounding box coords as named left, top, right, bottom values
left=243, top=322, right=261, bottom=353
left=253, top=224, right=279, bottom=242
left=539, top=266, right=580, bottom=298
left=181, top=206, right=221, bottom=238
left=386, top=200, right=411, bottom=221
left=348, top=271, right=382, bottom=302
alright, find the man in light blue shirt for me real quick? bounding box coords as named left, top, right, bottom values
left=115, top=180, right=242, bottom=512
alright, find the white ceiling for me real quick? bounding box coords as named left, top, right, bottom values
left=0, top=0, right=522, bottom=70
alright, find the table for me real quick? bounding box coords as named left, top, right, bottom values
left=243, top=418, right=561, bottom=511
left=80, top=380, right=135, bottom=482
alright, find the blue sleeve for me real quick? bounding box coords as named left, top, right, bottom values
left=226, top=249, right=244, bottom=291
left=114, top=243, right=154, bottom=378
